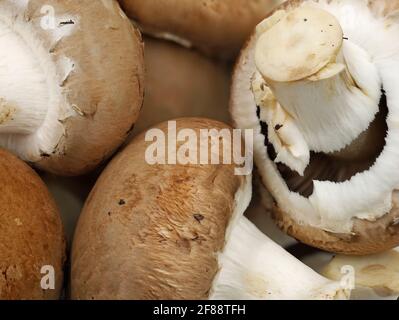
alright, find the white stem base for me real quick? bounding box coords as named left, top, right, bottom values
left=210, top=216, right=351, bottom=300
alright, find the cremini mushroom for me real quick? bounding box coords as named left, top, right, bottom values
left=0, top=0, right=144, bottom=176
left=71, top=118, right=350, bottom=300
left=132, top=36, right=231, bottom=134
left=231, top=0, right=399, bottom=254
left=0, top=149, right=65, bottom=299
left=118, top=0, right=286, bottom=59
left=322, top=248, right=399, bottom=300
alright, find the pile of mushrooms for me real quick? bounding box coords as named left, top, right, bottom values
left=1, top=0, right=399, bottom=301
left=132, top=36, right=231, bottom=134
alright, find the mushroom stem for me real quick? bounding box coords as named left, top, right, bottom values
left=0, top=19, right=49, bottom=134
left=211, top=216, right=351, bottom=300
left=254, top=7, right=382, bottom=170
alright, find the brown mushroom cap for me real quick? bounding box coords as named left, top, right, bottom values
left=132, top=36, right=231, bottom=134
left=0, top=0, right=144, bottom=176
left=71, top=118, right=247, bottom=299
left=0, top=149, right=65, bottom=299
left=119, top=0, right=285, bottom=59
left=232, top=0, right=399, bottom=255
left=39, top=0, right=144, bottom=175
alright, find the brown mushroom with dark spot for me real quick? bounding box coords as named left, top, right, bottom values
left=71, top=118, right=350, bottom=300
left=231, top=0, right=399, bottom=255
left=118, top=0, right=286, bottom=59
left=0, top=149, right=65, bottom=300
left=0, top=0, right=144, bottom=176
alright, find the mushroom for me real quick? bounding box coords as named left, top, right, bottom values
left=0, top=149, right=65, bottom=299
left=231, top=0, right=399, bottom=254
left=322, top=248, right=399, bottom=300
left=0, top=0, right=144, bottom=176
left=118, top=0, right=286, bottom=59
left=71, top=118, right=350, bottom=300
left=132, top=36, right=231, bottom=134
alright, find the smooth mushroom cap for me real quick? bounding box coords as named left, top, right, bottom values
left=132, top=36, right=231, bottom=135
left=231, top=0, right=399, bottom=254
left=0, top=0, right=144, bottom=176
left=71, top=118, right=248, bottom=300
left=118, top=0, right=285, bottom=59
left=0, top=149, right=65, bottom=300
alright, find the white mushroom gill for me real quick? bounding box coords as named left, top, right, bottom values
left=0, top=19, right=48, bottom=134
left=240, top=0, right=399, bottom=233
left=0, top=3, right=77, bottom=162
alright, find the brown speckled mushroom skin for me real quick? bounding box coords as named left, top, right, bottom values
left=21, top=0, right=144, bottom=176
left=71, top=118, right=246, bottom=300
left=0, top=149, right=65, bottom=300
left=119, top=0, right=284, bottom=59
left=233, top=0, right=399, bottom=255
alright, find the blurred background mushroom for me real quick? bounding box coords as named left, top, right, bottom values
left=132, top=36, right=231, bottom=134
left=119, top=0, right=286, bottom=60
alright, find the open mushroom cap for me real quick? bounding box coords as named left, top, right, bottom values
left=71, top=118, right=251, bottom=299
left=0, top=149, right=65, bottom=299
left=132, top=36, right=231, bottom=135
left=118, top=0, right=286, bottom=59
left=231, top=0, right=399, bottom=254
left=0, top=0, right=144, bottom=176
